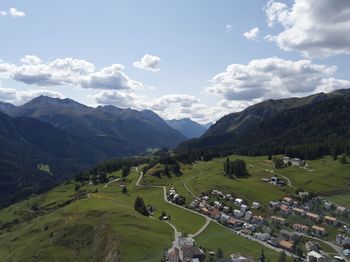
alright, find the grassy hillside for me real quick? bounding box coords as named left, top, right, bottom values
left=0, top=162, right=286, bottom=261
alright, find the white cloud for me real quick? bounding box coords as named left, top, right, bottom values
left=94, top=90, right=142, bottom=109
left=133, top=54, right=161, bottom=72
left=9, top=8, right=25, bottom=17
left=0, top=56, right=142, bottom=90
left=243, top=27, right=259, bottom=40
left=205, top=57, right=350, bottom=101
left=0, top=11, right=7, bottom=16
left=0, top=87, right=63, bottom=105
left=265, top=0, right=350, bottom=58
left=20, top=55, right=42, bottom=65
left=225, top=24, right=233, bottom=33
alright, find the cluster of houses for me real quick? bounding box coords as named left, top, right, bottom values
left=261, top=176, right=286, bottom=187
left=168, top=188, right=185, bottom=205
left=184, top=188, right=350, bottom=259
left=166, top=236, right=205, bottom=262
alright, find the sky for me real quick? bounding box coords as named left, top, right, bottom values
left=1, top=0, right=350, bottom=123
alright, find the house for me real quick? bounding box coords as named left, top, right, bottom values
left=282, top=197, right=293, bottom=205
left=323, top=201, right=334, bottom=210
left=280, top=229, right=300, bottom=242
left=293, top=224, right=309, bottom=233
left=252, top=215, right=265, bottom=225
left=268, top=201, right=280, bottom=211
left=312, top=225, right=327, bottom=237
left=290, top=158, right=305, bottom=167
left=306, top=212, right=321, bottom=222
left=254, top=232, right=270, bottom=241
left=324, top=215, right=339, bottom=226
left=305, top=241, right=320, bottom=252
left=271, top=216, right=286, bottom=225
left=280, top=204, right=291, bottom=216
left=292, top=207, right=306, bottom=217
left=336, top=234, right=350, bottom=247
left=240, top=204, right=248, bottom=213
left=179, top=246, right=205, bottom=262
left=223, top=206, right=230, bottom=213
left=202, top=196, right=209, bottom=201
left=200, top=207, right=209, bottom=215
left=227, top=217, right=244, bottom=229
left=283, top=157, right=291, bottom=165
left=233, top=209, right=244, bottom=218
left=209, top=208, right=221, bottom=219
left=235, top=198, right=244, bottom=206
left=307, top=251, right=326, bottom=262
left=279, top=240, right=295, bottom=252
left=244, top=211, right=253, bottom=220
left=167, top=248, right=180, bottom=262
left=252, top=202, right=261, bottom=209
left=336, top=206, right=348, bottom=215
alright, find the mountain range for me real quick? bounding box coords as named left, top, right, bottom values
left=0, top=96, right=187, bottom=207
left=178, top=89, right=350, bottom=156
left=165, top=118, right=211, bottom=138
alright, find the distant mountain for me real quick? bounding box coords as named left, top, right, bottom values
left=0, top=111, right=106, bottom=207
left=7, top=96, right=186, bottom=155
left=166, top=118, right=210, bottom=138
left=0, top=96, right=186, bottom=207
left=0, top=101, right=16, bottom=113
left=178, top=89, right=350, bottom=155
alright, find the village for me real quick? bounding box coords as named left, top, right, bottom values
left=164, top=177, right=350, bottom=262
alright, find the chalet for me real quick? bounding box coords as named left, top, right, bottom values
left=307, top=251, right=326, bottom=262
left=268, top=201, right=280, bottom=211
left=323, top=201, right=334, bottom=210
left=305, top=241, right=320, bottom=252
left=252, top=202, right=261, bottom=209
left=234, top=198, right=244, bottom=206
left=290, top=158, right=305, bottom=167
left=223, top=206, right=230, bottom=213
left=200, top=207, right=209, bottom=215
left=293, top=224, right=309, bottom=233
left=240, top=204, right=248, bottom=213
left=280, top=204, right=291, bottom=216
left=179, top=246, right=205, bottom=262
left=279, top=240, right=294, bottom=252
left=220, top=214, right=229, bottom=223
left=254, top=232, right=270, bottom=241
left=233, top=209, right=244, bottom=218
left=252, top=215, right=265, bottom=225
left=282, top=197, right=293, bottom=205
left=312, top=225, right=327, bottom=237
left=324, top=215, right=338, bottom=226
left=209, top=208, right=221, bottom=219
left=283, top=157, right=291, bottom=165
left=280, top=229, right=300, bottom=242
left=202, top=196, right=209, bottom=201
left=336, top=234, right=350, bottom=247
left=244, top=211, right=253, bottom=220
left=292, top=207, right=306, bottom=217
left=336, top=206, right=347, bottom=215
left=271, top=216, right=286, bottom=225
left=306, top=212, right=321, bottom=222
left=227, top=217, right=244, bottom=229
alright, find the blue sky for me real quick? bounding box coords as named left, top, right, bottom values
left=1, top=0, right=350, bottom=123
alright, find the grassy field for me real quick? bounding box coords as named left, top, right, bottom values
left=276, top=156, right=350, bottom=198
left=37, top=163, right=53, bottom=176
left=1, top=155, right=347, bottom=261
left=143, top=155, right=292, bottom=207
left=195, top=222, right=289, bottom=261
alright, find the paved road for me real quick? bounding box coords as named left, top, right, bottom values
left=135, top=167, right=211, bottom=238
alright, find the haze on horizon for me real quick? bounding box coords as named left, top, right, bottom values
left=1, top=0, right=350, bottom=124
